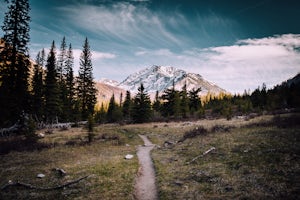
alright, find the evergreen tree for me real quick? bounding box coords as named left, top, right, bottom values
left=31, top=51, right=44, bottom=120
left=161, top=83, right=180, bottom=118
left=76, top=37, right=97, bottom=120
left=122, top=91, right=132, bottom=120
left=0, top=0, right=31, bottom=126
left=57, top=37, right=68, bottom=121
left=65, top=43, right=75, bottom=121
left=180, top=83, right=189, bottom=118
left=189, top=88, right=202, bottom=115
left=95, top=103, right=106, bottom=124
left=173, top=90, right=181, bottom=118
left=57, top=37, right=67, bottom=82
left=106, top=94, right=122, bottom=123
left=40, top=48, right=46, bottom=67
left=152, top=90, right=161, bottom=112
left=45, top=41, right=61, bottom=123
left=132, top=84, right=152, bottom=123
left=119, top=92, right=123, bottom=107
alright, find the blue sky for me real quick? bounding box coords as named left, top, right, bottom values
left=1, top=0, right=300, bottom=93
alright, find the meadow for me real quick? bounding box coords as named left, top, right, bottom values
left=0, top=113, right=299, bottom=199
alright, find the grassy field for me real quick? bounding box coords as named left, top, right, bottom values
left=0, top=113, right=299, bottom=199
left=150, top=114, right=300, bottom=199
left=0, top=125, right=141, bottom=200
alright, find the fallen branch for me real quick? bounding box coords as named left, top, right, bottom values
left=1, top=175, right=90, bottom=191
left=187, top=147, right=216, bottom=164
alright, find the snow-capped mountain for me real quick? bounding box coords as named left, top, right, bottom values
left=118, top=66, right=227, bottom=96
left=98, top=78, right=119, bottom=87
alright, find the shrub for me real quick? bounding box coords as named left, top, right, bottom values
left=179, top=126, right=208, bottom=142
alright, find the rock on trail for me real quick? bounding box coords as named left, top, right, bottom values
left=135, top=135, right=158, bottom=200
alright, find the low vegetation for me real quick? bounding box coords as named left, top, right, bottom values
left=0, top=125, right=140, bottom=200
left=151, top=113, right=300, bottom=199
left=1, top=113, right=299, bottom=199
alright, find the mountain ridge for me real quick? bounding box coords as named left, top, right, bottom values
left=96, top=66, right=228, bottom=103
left=117, top=65, right=227, bottom=96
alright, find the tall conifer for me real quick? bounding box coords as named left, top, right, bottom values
left=0, top=0, right=31, bottom=126
left=31, top=51, right=44, bottom=120
left=122, top=91, right=132, bottom=119
left=65, top=43, right=75, bottom=121
left=180, top=83, right=189, bottom=118
left=132, top=84, right=152, bottom=123
left=76, top=37, right=97, bottom=120
left=45, top=41, right=60, bottom=123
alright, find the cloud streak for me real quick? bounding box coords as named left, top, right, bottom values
left=58, top=2, right=182, bottom=48
left=133, top=34, right=300, bottom=94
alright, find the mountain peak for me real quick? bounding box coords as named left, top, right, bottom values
left=118, top=66, right=226, bottom=95
left=99, top=78, right=119, bottom=87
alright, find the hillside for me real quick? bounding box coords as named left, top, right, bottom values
left=118, top=66, right=227, bottom=96
left=96, top=66, right=228, bottom=103
left=95, top=82, right=126, bottom=106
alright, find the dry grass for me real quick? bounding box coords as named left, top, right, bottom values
left=0, top=124, right=140, bottom=200
left=150, top=114, right=300, bottom=199
left=1, top=114, right=299, bottom=199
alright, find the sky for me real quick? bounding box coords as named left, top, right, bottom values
left=1, top=0, right=300, bottom=94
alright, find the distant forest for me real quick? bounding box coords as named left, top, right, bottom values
left=97, top=77, right=300, bottom=124
left=0, top=0, right=300, bottom=140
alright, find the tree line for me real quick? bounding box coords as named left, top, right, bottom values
left=95, top=78, right=300, bottom=124
left=95, top=82, right=205, bottom=124
left=0, top=0, right=97, bottom=128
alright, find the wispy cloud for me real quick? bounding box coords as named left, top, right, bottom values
left=57, top=2, right=182, bottom=48
left=133, top=34, right=300, bottom=94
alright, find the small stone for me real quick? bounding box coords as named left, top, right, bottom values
left=38, top=133, right=45, bottom=138
left=37, top=173, right=45, bottom=178
left=174, top=180, right=184, bottom=186
left=125, top=154, right=134, bottom=160
left=125, top=144, right=130, bottom=147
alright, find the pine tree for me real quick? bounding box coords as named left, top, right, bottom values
left=45, top=41, right=61, bottom=123
left=180, top=83, right=189, bottom=118
left=122, top=91, right=132, bottom=120
left=65, top=43, right=75, bottom=121
left=57, top=37, right=68, bottom=121
left=40, top=48, right=46, bottom=67
left=95, top=103, right=106, bottom=124
left=161, top=82, right=180, bottom=118
left=76, top=37, right=97, bottom=120
left=132, top=84, right=152, bottom=123
left=0, top=0, right=31, bottom=126
left=106, top=94, right=122, bottom=123
left=57, top=36, right=67, bottom=83
left=189, top=88, right=202, bottom=115
left=152, top=90, right=161, bottom=112
left=31, top=51, right=44, bottom=120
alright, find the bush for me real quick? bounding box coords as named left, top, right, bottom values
left=179, top=126, right=208, bottom=142
left=20, top=114, right=39, bottom=143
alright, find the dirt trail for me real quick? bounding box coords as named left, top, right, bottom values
left=134, top=135, right=158, bottom=200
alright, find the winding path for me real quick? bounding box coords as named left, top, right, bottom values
left=134, top=135, right=158, bottom=200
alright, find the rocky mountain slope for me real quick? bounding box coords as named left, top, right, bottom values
left=118, top=65, right=227, bottom=96
left=96, top=66, right=227, bottom=103
left=95, top=82, right=126, bottom=106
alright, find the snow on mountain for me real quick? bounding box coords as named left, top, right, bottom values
left=118, top=65, right=227, bottom=96
left=99, top=78, right=119, bottom=87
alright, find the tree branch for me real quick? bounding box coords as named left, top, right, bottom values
left=1, top=175, right=90, bottom=191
